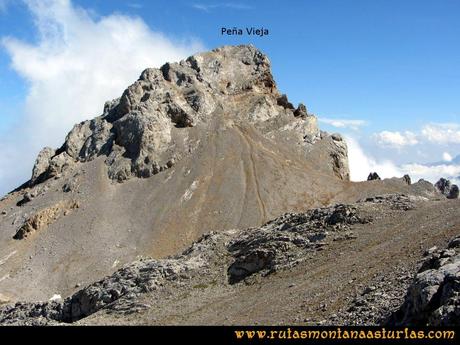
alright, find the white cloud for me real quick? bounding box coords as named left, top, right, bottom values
left=443, top=152, right=453, bottom=162
left=318, top=118, right=366, bottom=131
left=421, top=123, right=460, bottom=144
left=346, top=135, right=460, bottom=185
left=345, top=136, right=403, bottom=181
left=373, top=130, right=418, bottom=148
left=0, top=0, right=204, bottom=195
left=400, top=163, right=460, bottom=185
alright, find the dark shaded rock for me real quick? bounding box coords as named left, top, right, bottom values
left=435, top=178, right=451, bottom=196
left=17, top=192, right=34, bottom=206
left=276, top=94, right=294, bottom=109
left=62, top=183, right=72, bottom=193
left=447, top=185, right=459, bottom=199
left=367, top=172, right=381, bottom=181
left=402, top=174, right=411, bottom=185
left=435, top=178, right=459, bottom=199
left=294, top=103, right=307, bottom=117
left=435, top=178, right=451, bottom=193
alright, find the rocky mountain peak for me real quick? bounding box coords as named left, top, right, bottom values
left=29, top=45, right=337, bottom=185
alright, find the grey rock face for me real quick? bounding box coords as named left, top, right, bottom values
left=367, top=172, right=381, bottom=181
left=46, top=152, right=74, bottom=179
left=329, top=134, right=350, bottom=180
left=30, top=147, right=56, bottom=185
left=28, top=45, right=336, bottom=186
left=389, top=236, right=460, bottom=326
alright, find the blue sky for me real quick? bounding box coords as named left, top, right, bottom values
left=0, top=0, right=460, bottom=194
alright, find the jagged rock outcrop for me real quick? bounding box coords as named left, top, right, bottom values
left=389, top=236, right=460, bottom=326
left=328, top=134, right=350, bottom=180
left=29, top=45, right=334, bottom=185
left=435, top=178, right=451, bottom=195
left=293, top=103, right=308, bottom=118
left=359, top=194, right=417, bottom=211
left=367, top=172, right=381, bottom=181
left=13, top=200, right=79, bottom=240
left=305, top=133, right=350, bottom=181
left=435, top=178, right=459, bottom=199
left=227, top=203, right=369, bottom=283
left=402, top=174, right=411, bottom=185
left=30, top=147, right=56, bottom=185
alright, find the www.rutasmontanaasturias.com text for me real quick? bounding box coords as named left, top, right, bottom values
left=234, top=327, right=456, bottom=341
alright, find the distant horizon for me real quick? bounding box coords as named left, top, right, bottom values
left=0, top=0, right=459, bottom=194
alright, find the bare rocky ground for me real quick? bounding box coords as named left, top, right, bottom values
left=0, top=194, right=458, bottom=325
left=0, top=45, right=458, bottom=325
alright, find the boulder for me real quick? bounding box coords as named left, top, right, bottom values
left=447, top=185, right=459, bottom=199
left=435, top=177, right=451, bottom=196
left=435, top=178, right=459, bottom=199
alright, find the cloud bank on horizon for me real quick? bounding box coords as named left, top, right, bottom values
left=373, top=124, right=460, bottom=149
left=321, top=118, right=460, bottom=184
left=0, top=0, right=203, bottom=195
left=347, top=134, right=460, bottom=184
